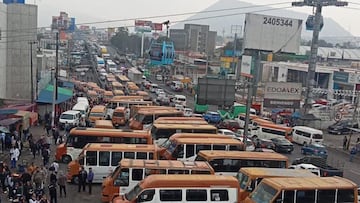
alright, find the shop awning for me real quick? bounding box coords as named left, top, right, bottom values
left=0, top=118, right=22, bottom=127
left=36, top=85, right=73, bottom=104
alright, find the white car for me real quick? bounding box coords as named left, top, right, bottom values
left=183, top=108, right=193, bottom=117
left=289, top=163, right=321, bottom=177
left=217, top=129, right=255, bottom=151
left=156, top=88, right=165, bottom=96
left=175, top=104, right=184, bottom=111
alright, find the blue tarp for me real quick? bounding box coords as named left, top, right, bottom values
left=36, top=86, right=73, bottom=104
left=59, top=81, right=75, bottom=89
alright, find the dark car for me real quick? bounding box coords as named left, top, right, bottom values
left=254, top=138, right=275, bottom=150
left=327, top=120, right=358, bottom=135
left=270, top=138, right=294, bottom=153
left=216, top=120, right=241, bottom=132
left=301, top=143, right=328, bottom=160
left=203, top=111, right=222, bottom=124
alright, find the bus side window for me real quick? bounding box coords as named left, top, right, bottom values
left=296, top=190, right=315, bottom=202
left=185, top=144, right=195, bottom=158
left=317, top=190, right=336, bottom=203
left=124, top=152, right=135, bottom=159
left=283, top=190, right=295, bottom=202
left=111, top=152, right=122, bottom=166
left=115, top=168, right=129, bottom=186
left=99, top=151, right=110, bottom=166
left=337, top=189, right=355, bottom=202
left=148, top=152, right=154, bottom=160
left=138, top=189, right=155, bottom=202
left=195, top=145, right=211, bottom=154
left=136, top=152, right=147, bottom=160
left=85, top=151, right=97, bottom=166
left=173, top=145, right=184, bottom=159
left=211, top=190, right=229, bottom=201
left=132, top=169, right=143, bottom=181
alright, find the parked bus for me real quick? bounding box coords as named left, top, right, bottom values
left=129, top=109, right=183, bottom=130
left=67, top=144, right=158, bottom=184
left=55, top=128, right=152, bottom=163
left=106, top=96, right=144, bottom=119
left=160, top=133, right=234, bottom=149
left=151, top=123, right=218, bottom=145
left=113, top=175, right=240, bottom=203
left=112, top=107, right=126, bottom=126
left=94, top=120, right=114, bottom=129
left=103, top=91, right=114, bottom=103
left=237, top=167, right=317, bottom=201
left=195, top=150, right=289, bottom=176
left=160, top=137, right=244, bottom=161
left=153, top=119, right=208, bottom=125
left=117, top=75, right=130, bottom=85
left=89, top=105, right=107, bottom=125
left=154, top=116, right=205, bottom=123
left=112, top=82, right=124, bottom=91
left=113, top=90, right=125, bottom=96
left=243, top=176, right=358, bottom=203
left=135, top=91, right=151, bottom=101
left=252, top=122, right=293, bottom=142
left=101, top=159, right=215, bottom=202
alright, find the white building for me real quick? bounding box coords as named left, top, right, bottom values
left=0, top=2, right=37, bottom=101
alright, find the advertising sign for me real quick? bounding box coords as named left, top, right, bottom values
left=241, top=55, right=252, bottom=76
left=243, top=13, right=302, bottom=53
left=264, top=82, right=302, bottom=108
left=197, top=78, right=236, bottom=106
left=333, top=71, right=349, bottom=83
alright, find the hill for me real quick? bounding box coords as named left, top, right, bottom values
left=173, top=0, right=352, bottom=42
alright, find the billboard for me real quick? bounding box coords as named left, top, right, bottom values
left=264, top=82, right=302, bottom=108
left=197, top=78, right=236, bottom=106
left=68, top=18, right=76, bottom=32
left=135, top=20, right=163, bottom=32
left=243, top=13, right=302, bottom=53
left=241, top=55, right=252, bottom=76
left=3, top=0, right=24, bottom=4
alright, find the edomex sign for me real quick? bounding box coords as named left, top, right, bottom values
left=264, top=82, right=302, bottom=108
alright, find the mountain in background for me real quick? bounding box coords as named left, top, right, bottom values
left=173, top=0, right=352, bottom=43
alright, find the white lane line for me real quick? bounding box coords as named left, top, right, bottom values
left=350, top=169, right=360, bottom=176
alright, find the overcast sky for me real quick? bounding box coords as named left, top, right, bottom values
left=31, top=0, right=360, bottom=36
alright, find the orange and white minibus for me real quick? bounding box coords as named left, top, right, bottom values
left=243, top=176, right=358, bottom=203
left=195, top=150, right=289, bottom=176
left=237, top=167, right=317, bottom=201
left=150, top=123, right=218, bottom=145
left=160, top=137, right=244, bottom=161
left=113, top=89, right=125, bottom=96
left=101, top=159, right=215, bottom=202
left=89, top=105, right=107, bottom=124
left=135, top=91, right=151, bottom=101
left=129, top=108, right=183, bottom=130
left=153, top=117, right=208, bottom=125
left=94, top=120, right=114, bottom=129
left=103, top=91, right=114, bottom=102
left=55, top=128, right=152, bottom=163
left=112, top=82, right=124, bottom=91
left=116, top=75, right=130, bottom=85
left=252, top=120, right=293, bottom=142
left=67, top=144, right=158, bottom=184
left=106, top=96, right=144, bottom=119
left=113, top=175, right=240, bottom=203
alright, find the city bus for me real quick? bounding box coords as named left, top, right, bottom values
left=112, top=82, right=124, bottom=91
left=153, top=119, right=208, bottom=125
left=117, top=75, right=130, bottom=85
left=154, top=116, right=205, bottom=123
left=252, top=122, right=293, bottom=142
left=94, top=120, right=114, bottom=129
left=243, top=176, right=358, bottom=203
left=106, top=96, right=144, bottom=119
left=113, top=89, right=125, bottom=96
left=55, top=128, right=152, bottom=163
left=103, top=91, right=114, bottom=102
left=150, top=123, right=218, bottom=145
left=160, top=133, right=234, bottom=149
left=236, top=167, right=317, bottom=201
left=67, top=144, right=158, bottom=184
left=195, top=150, right=289, bottom=176
left=135, top=91, right=151, bottom=101
left=129, top=109, right=183, bottom=130
left=101, top=159, right=215, bottom=202
left=160, top=137, right=244, bottom=161
left=112, top=175, right=240, bottom=203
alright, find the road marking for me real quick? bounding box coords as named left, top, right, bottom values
left=350, top=169, right=360, bottom=176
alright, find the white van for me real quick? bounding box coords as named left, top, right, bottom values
left=173, top=94, right=186, bottom=106
left=59, top=110, right=81, bottom=129
left=292, top=126, right=323, bottom=145
left=72, top=102, right=90, bottom=118
left=170, top=81, right=184, bottom=92
left=149, top=84, right=159, bottom=93
left=77, top=97, right=89, bottom=106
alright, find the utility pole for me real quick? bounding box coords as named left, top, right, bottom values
left=292, top=0, right=348, bottom=114
left=230, top=25, right=242, bottom=80
left=29, top=41, right=37, bottom=103
left=348, top=90, right=359, bottom=150
left=51, top=32, right=59, bottom=128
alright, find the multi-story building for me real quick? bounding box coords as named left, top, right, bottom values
left=0, top=2, right=37, bottom=101
left=170, top=24, right=217, bottom=55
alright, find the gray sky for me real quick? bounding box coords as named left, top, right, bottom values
left=33, top=0, right=360, bottom=36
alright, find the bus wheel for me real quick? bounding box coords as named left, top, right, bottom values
left=62, top=155, right=72, bottom=164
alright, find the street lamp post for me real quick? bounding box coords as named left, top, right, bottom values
left=29, top=41, right=37, bottom=103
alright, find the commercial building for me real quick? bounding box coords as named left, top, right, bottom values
left=0, top=2, right=37, bottom=101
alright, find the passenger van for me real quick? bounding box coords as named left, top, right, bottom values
left=59, top=110, right=81, bottom=129
left=77, top=97, right=89, bottom=106
left=89, top=105, right=107, bottom=125
left=72, top=102, right=89, bottom=118
left=112, top=107, right=126, bottom=126
left=94, top=120, right=114, bottom=129
left=173, top=94, right=187, bottom=106
left=102, top=159, right=215, bottom=202
left=243, top=176, right=358, bottom=203
left=292, top=126, right=323, bottom=145
left=103, top=91, right=114, bottom=102
left=170, top=81, right=184, bottom=92
left=113, top=175, right=240, bottom=203
left=236, top=167, right=317, bottom=201
left=67, top=143, right=158, bottom=183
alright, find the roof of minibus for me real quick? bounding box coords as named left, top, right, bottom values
left=94, top=120, right=114, bottom=128
left=113, top=90, right=124, bottom=94
left=169, top=133, right=232, bottom=140
left=197, top=150, right=288, bottom=160
left=69, top=127, right=150, bottom=137
left=153, top=123, right=217, bottom=130
left=137, top=109, right=182, bottom=115
left=117, top=75, right=129, bottom=81
left=155, top=117, right=204, bottom=121
left=110, top=96, right=143, bottom=101
left=112, top=82, right=123, bottom=87
left=104, top=91, right=114, bottom=96
left=262, top=176, right=357, bottom=190
left=258, top=122, right=292, bottom=131
left=114, top=107, right=126, bottom=111
left=139, top=175, right=239, bottom=189
left=239, top=113, right=259, bottom=119
left=174, top=138, right=242, bottom=145
left=119, top=159, right=214, bottom=171
left=239, top=167, right=317, bottom=178
left=293, top=126, right=323, bottom=134
left=87, top=90, right=97, bottom=95
left=136, top=91, right=149, bottom=96
left=90, top=105, right=106, bottom=112
left=153, top=120, right=208, bottom=125
left=83, top=143, right=156, bottom=151
left=252, top=118, right=274, bottom=124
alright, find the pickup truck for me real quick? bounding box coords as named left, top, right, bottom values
left=292, top=156, right=343, bottom=177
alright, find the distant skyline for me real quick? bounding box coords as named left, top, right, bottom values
left=28, top=0, right=360, bottom=37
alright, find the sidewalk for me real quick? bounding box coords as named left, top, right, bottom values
left=323, top=133, right=360, bottom=160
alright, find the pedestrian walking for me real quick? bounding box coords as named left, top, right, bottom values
left=78, top=166, right=87, bottom=192
left=42, top=148, right=50, bottom=166
left=57, top=171, right=66, bottom=198
left=0, top=132, right=5, bottom=152
left=49, top=161, right=59, bottom=174
left=87, top=167, right=94, bottom=194
left=343, top=136, right=348, bottom=150
left=48, top=182, right=57, bottom=203
left=10, top=146, right=20, bottom=169
left=350, top=146, right=357, bottom=162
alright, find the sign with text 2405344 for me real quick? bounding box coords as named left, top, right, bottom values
left=264, top=82, right=302, bottom=109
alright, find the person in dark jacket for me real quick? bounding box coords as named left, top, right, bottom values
left=78, top=166, right=87, bottom=192
left=48, top=182, right=57, bottom=203
left=87, top=167, right=94, bottom=194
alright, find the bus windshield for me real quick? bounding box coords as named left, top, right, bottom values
left=250, top=183, right=277, bottom=203
left=237, top=172, right=250, bottom=190
left=124, top=184, right=143, bottom=201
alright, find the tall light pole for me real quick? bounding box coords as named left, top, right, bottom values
left=231, top=25, right=242, bottom=80
left=51, top=32, right=59, bottom=128
left=292, top=0, right=348, bottom=114
left=29, top=41, right=37, bottom=103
